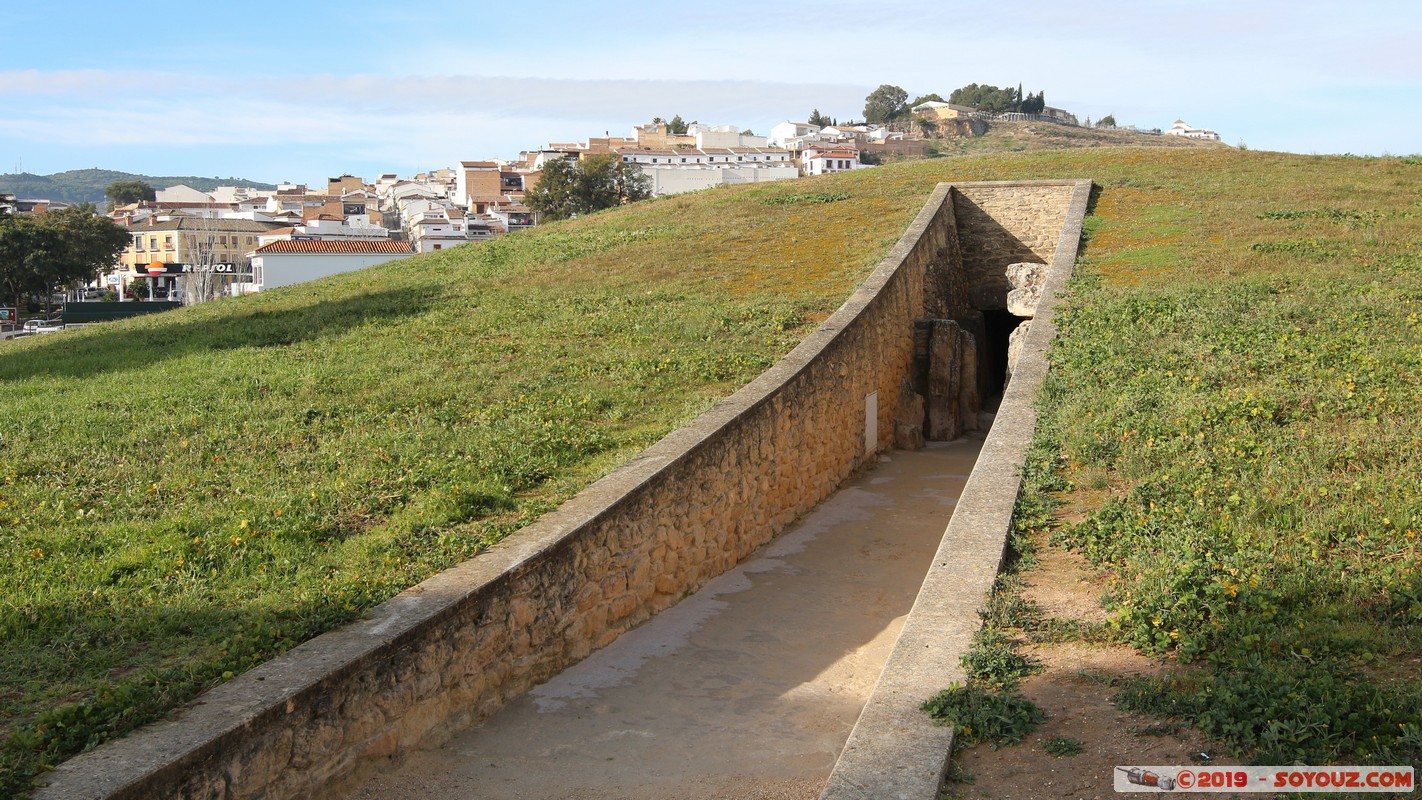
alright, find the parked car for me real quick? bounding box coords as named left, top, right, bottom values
left=22, top=318, right=65, bottom=334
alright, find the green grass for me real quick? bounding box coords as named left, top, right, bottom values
left=1042, top=736, right=1084, bottom=757
left=922, top=683, right=1046, bottom=749
left=1016, top=150, right=1422, bottom=768
left=6, top=145, right=1422, bottom=792
left=0, top=178, right=931, bottom=794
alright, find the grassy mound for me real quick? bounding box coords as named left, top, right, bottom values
left=4, top=146, right=1421, bottom=792
left=0, top=177, right=930, bottom=793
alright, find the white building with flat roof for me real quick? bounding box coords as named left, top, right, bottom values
left=1164, top=119, right=1221, bottom=140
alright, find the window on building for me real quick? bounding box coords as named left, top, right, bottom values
left=135, top=237, right=145, bottom=251
left=150, top=237, right=158, bottom=250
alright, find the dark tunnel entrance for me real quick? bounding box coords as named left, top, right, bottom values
left=980, top=309, right=1025, bottom=411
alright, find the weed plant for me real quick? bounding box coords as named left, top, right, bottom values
left=922, top=682, right=1046, bottom=749
left=1042, top=736, right=1085, bottom=757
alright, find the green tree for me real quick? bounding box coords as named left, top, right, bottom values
left=807, top=108, right=832, bottom=128
left=863, top=84, right=909, bottom=124
left=668, top=114, right=689, bottom=135
left=105, top=181, right=156, bottom=206
left=909, top=93, right=946, bottom=107
left=0, top=215, right=53, bottom=309
left=948, top=83, right=1022, bottom=113
left=1096, top=114, right=1118, bottom=129
left=527, top=155, right=652, bottom=222
left=0, top=205, right=130, bottom=310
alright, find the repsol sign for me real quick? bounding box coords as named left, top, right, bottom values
left=136, top=263, right=245, bottom=275
left=180, top=263, right=243, bottom=274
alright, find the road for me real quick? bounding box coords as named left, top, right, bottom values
left=346, top=435, right=984, bottom=800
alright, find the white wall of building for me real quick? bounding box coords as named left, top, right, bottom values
left=642, top=165, right=799, bottom=195
left=156, top=184, right=214, bottom=203
left=769, top=121, right=821, bottom=147
left=803, top=155, right=869, bottom=176
left=241, top=252, right=412, bottom=293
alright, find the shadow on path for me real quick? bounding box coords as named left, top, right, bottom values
left=347, top=435, right=986, bottom=800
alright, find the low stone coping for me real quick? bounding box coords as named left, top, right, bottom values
left=820, top=178, right=1093, bottom=800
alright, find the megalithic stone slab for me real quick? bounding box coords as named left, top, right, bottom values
left=958, top=327, right=980, bottom=432
left=926, top=319, right=964, bottom=441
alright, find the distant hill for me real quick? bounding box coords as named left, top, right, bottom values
left=0, top=168, right=278, bottom=205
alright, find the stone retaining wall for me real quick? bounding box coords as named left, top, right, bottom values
left=820, top=178, right=1093, bottom=800
left=955, top=182, right=1076, bottom=310
left=36, top=180, right=1089, bottom=800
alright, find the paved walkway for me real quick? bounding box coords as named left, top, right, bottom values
left=346, top=435, right=984, bottom=800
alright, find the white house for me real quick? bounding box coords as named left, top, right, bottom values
left=241, top=239, right=415, bottom=293
left=769, top=121, right=823, bottom=148
left=155, top=184, right=215, bottom=204
left=800, top=145, right=869, bottom=176
left=406, top=208, right=471, bottom=253
left=615, top=147, right=797, bottom=196
left=689, top=124, right=770, bottom=149
left=1164, top=119, right=1221, bottom=140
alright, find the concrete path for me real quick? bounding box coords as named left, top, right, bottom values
left=346, top=435, right=984, bottom=800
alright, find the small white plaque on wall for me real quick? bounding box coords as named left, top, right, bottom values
left=865, top=392, right=878, bottom=456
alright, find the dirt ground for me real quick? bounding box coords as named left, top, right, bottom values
left=945, top=542, right=1269, bottom=800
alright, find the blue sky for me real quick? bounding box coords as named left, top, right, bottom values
left=2, top=0, right=1418, bottom=186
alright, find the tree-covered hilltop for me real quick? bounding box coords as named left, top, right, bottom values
left=0, top=168, right=276, bottom=205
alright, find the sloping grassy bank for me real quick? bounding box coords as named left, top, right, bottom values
left=0, top=180, right=932, bottom=794
left=1032, top=152, right=1422, bottom=768
left=906, top=147, right=1420, bottom=769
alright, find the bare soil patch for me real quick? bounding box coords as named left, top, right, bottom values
left=944, top=538, right=1271, bottom=800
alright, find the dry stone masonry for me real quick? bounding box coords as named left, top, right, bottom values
left=36, top=180, right=1091, bottom=800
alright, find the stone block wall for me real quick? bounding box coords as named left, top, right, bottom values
left=954, top=182, right=1076, bottom=310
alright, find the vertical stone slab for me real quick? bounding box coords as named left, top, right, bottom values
left=952, top=309, right=988, bottom=412
left=958, top=328, right=980, bottom=432
left=893, top=378, right=926, bottom=450
left=926, top=320, right=963, bottom=441
left=911, top=319, right=933, bottom=395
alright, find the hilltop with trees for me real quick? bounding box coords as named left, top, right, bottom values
left=0, top=169, right=276, bottom=206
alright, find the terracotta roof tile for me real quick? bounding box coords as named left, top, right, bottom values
left=253, top=240, right=414, bottom=254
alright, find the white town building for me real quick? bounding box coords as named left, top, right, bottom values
left=241, top=239, right=415, bottom=293
left=1164, top=119, right=1221, bottom=140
